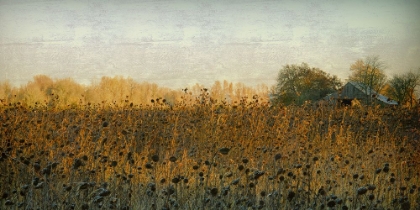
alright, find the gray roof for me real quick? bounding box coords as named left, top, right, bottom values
left=348, top=81, right=398, bottom=105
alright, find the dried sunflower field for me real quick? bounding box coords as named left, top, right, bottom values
left=1, top=98, right=419, bottom=210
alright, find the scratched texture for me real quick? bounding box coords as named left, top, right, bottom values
left=0, top=0, right=419, bottom=88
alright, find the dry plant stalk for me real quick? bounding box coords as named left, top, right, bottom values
left=0, top=98, right=419, bottom=209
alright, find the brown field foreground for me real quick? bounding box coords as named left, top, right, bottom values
left=1, top=101, right=420, bottom=210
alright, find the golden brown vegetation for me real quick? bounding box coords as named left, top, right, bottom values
left=1, top=96, right=419, bottom=209
left=0, top=75, right=269, bottom=109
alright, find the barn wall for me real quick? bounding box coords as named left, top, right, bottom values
left=341, top=83, right=368, bottom=100
left=341, top=83, right=377, bottom=104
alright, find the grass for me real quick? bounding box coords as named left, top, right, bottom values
left=1, top=98, right=419, bottom=209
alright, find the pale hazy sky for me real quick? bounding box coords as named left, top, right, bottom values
left=1, top=0, right=419, bottom=89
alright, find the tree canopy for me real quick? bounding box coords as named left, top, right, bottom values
left=349, top=56, right=387, bottom=104
left=387, top=70, right=420, bottom=107
left=273, top=63, right=342, bottom=105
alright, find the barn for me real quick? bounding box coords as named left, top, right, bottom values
left=324, top=81, right=398, bottom=106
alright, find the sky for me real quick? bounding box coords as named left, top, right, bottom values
left=1, top=0, right=419, bottom=89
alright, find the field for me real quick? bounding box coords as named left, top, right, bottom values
left=1, top=99, right=420, bottom=210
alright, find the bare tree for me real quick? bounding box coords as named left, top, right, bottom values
left=387, top=70, right=420, bottom=108
left=210, top=80, right=223, bottom=102
left=349, top=56, right=387, bottom=105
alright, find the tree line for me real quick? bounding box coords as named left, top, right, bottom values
left=1, top=55, right=419, bottom=109
left=0, top=76, right=269, bottom=108
left=272, top=55, right=420, bottom=107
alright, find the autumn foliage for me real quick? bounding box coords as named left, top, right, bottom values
left=0, top=75, right=269, bottom=109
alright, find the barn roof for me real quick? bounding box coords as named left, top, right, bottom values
left=347, top=81, right=398, bottom=105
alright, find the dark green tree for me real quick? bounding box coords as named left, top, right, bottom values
left=272, top=63, right=342, bottom=105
